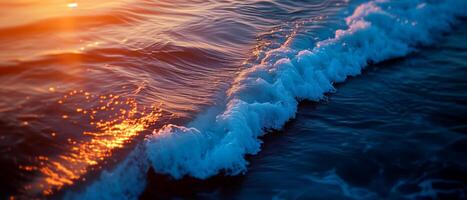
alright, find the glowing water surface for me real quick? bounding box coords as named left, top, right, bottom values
left=0, top=0, right=347, bottom=198
left=0, top=0, right=235, bottom=197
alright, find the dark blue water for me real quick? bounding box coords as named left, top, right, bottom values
left=140, top=22, right=467, bottom=200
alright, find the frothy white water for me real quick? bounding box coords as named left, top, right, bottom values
left=145, top=0, right=467, bottom=179
left=67, top=0, right=467, bottom=199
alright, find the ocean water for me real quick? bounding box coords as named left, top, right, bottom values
left=141, top=22, right=467, bottom=200
left=0, top=0, right=466, bottom=199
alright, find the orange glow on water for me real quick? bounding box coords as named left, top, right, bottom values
left=20, top=90, right=163, bottom=196
left=1, top=0, right=236, bottom=198
left=0, top=0, right=133, bottom=62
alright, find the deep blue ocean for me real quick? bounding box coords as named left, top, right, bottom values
left=0, top=0, right=466, bottom=199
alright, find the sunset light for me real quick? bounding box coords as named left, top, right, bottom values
left=19, top=90, right=164, bottom=196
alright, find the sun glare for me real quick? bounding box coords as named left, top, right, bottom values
left=67, top=2, right=78, bottom=9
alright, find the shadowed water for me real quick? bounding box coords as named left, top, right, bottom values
left=141, top=21, right=467, bottom=200
left=238, top=24, right=467, bottom=200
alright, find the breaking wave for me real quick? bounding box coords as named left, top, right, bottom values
left=67, top=0, right=467, bottom=199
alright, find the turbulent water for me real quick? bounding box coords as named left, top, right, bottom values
left=0, top=0, right=466, bottom=199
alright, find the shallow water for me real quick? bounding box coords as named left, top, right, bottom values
left=0, top=0, right=466, bottom=199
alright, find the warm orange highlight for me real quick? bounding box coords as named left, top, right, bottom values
left=23, top=90, right=162, bottom=196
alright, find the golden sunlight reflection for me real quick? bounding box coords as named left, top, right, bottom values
left=0, top=0, right=132, bottom=61
left=19, top=89, right=163, bottom=196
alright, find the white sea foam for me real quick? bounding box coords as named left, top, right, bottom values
left=68, top=0, right=467, bottom=199
left=145, top=0, right=467, bottom=179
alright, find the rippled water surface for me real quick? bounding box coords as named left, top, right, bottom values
left=0, top=0, right=346, bottom=198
